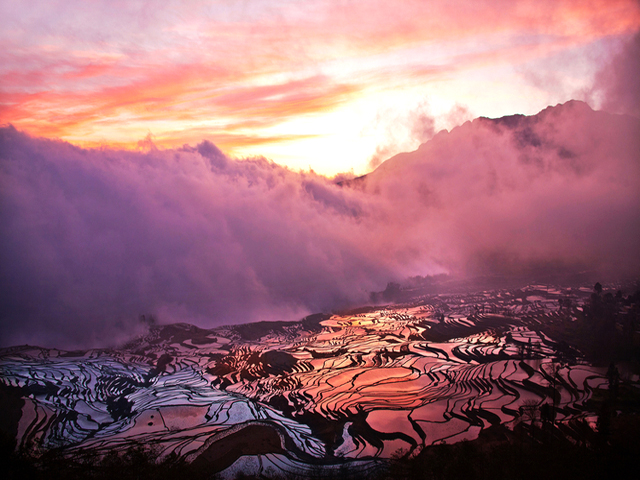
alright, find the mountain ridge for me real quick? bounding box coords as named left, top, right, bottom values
left=362, top=100, right=638, bottom=182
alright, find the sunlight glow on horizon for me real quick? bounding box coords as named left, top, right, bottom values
left=2, top=0, right=639, bottom=176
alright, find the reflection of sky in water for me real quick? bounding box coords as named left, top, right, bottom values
left=0, top=289, right=610, bottom=476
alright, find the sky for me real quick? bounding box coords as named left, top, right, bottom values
left=2, top=0, right=640, bottom=175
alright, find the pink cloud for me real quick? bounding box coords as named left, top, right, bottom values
left=593, top=30, right=640, bottom=117
left=0, top=126, right=397, bottom=348
left=2, top=1, right=639, bottom=151
left=1, top=100, right=638, bottom=349
left=362, top=100, right=640, bottom=276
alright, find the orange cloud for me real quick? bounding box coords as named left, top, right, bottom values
left=3, top=0, right=639, bottom=162
left=290, top=0, right=640, bottom=58
left=2, top=62, right=356, bottom=151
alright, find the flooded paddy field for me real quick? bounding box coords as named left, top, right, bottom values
left=1, top=283, right=639, bottom=478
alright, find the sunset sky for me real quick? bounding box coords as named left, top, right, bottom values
left=2, top=0, right=639, bottom=175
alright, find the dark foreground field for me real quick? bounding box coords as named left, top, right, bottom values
left=3, top=417, right=640, bottom=480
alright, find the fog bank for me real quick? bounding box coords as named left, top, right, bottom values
left=1, top=101, right=639, bottom=348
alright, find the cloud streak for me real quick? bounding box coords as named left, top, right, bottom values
left=2, top=1, right=640, bottom=173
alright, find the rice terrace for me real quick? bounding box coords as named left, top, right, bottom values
left=2, top=279, right=639, bottom=479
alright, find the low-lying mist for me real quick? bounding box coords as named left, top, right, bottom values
left=1, top=101, right=639, bottom=348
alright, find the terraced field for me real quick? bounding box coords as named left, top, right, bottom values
left=0, top=285, right=620, bottom=478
